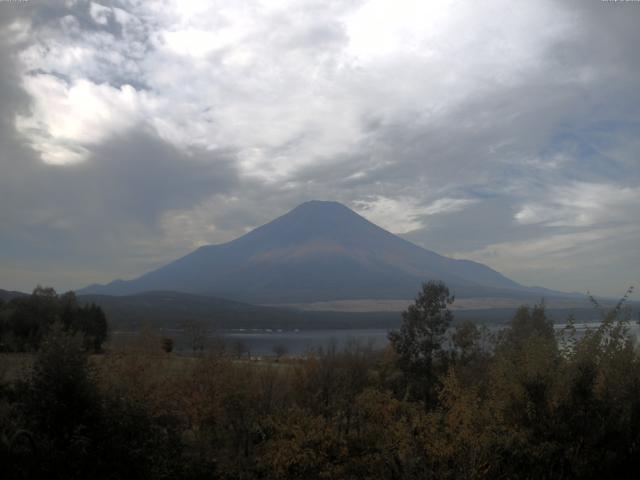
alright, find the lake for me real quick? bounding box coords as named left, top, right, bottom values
left=111, top=320, right=640, bottom=357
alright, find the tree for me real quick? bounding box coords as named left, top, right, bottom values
left=0, top=298, right=7, bottom=350
left=4, top=288, right=108, bottom=352
left=272, top=343, right=288, bottom=361
left=233, top=339, right=249, bottom=359
left=9, top=286, right=59, bottom=351
left=389, top=281, right=454, bottom=407
left=79, top=303, right=108, bottom=352
left=161, top=337, right=174, bottom=353
left=501, top=302, right=554, bottom=350
left=184, top=319, right=206, bottom=355
left=450, top=320, right=491, bottom=387
left=19, top=324, right=102, bottom=477
left=451, top=320, right=481, bottom=363
left=24, top=324, right=99, bottom=437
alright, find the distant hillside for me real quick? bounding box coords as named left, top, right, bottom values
left=77, top=290, right=403, bottom=330
left=2, top=288, right=632, bottom=331
left=77, top=290, right=626, bottom=331
left=0, top=289, right=28, bottom=301
left=79, top=201, right=576, bottom=304
left=78, top=291, right=298, bottom=330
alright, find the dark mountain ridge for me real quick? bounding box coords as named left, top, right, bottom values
left=79, top=200, right=573, bottom=303
left=0, top=289, right=29, bottom=301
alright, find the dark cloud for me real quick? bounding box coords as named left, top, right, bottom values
left=0, top=129, right=238, bottom=270
left=0, top=8, right=239, bottom=287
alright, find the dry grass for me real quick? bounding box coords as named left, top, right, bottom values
left=0, top=348, right=299, bottom=391
left=0, top=353, right=35, bottom=383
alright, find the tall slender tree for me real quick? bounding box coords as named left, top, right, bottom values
left=389, top=280, right=454, bottom=407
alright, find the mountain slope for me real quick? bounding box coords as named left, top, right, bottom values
left=79, top=201, right=561, bottom=303
left=0, top=289, right=29, bottom=301
left=77, top=291, right=304, bottom=329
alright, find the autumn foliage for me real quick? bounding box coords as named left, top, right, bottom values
left=1, top=283, right=639, bottom=479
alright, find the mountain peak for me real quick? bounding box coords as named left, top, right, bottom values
left=249, top=199, right=379, bottom=246
left=288, top=200, right=355, bottom=218
left=79, top=200, right=535, bottom=302
left=294, top=200, right=349, bottom=210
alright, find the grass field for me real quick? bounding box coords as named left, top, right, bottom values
left=0, top=349, right=297, bottom=388
left=0, top=353, right=35, bottom=383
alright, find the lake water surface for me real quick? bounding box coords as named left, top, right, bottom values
left=220, top=322, right=640, bottom=356
left=112, top=321, right=640, bottom=357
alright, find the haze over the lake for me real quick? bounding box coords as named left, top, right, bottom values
left=0, top=0, right=638, bottom=297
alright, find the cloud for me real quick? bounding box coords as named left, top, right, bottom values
left=16, top=74, right=148, bottom=163
left=353, top=195, right=477, bottom=234
left=515, top=182, right=640, bottom=227
left=452, top=225, right=640, bottom=295
left=0, top=0, right=638, bottom=296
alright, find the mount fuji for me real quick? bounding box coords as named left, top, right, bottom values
left=79, top=201, right=568, bottom=304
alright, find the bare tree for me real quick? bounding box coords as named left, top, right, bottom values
left=272, top=343, right=288, bottom=361
left=183, top=319, right=206, bottom=356
left=233, top=338, right=249, bottom=359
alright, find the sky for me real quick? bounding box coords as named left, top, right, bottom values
left=0, top=0, right=638, bottom=298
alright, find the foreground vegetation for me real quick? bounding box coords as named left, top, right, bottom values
left=1, top=282, right=639, bottom=479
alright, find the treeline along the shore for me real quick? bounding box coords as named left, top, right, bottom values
left=1, top=282, right=639, bottom=479
left=0, top=286, right=107, bottom=353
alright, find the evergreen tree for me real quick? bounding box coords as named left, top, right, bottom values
left=389, top=280, right=454, bottom=407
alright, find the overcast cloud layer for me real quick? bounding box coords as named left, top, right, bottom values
left=0, top=0, right=638, bottom=297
